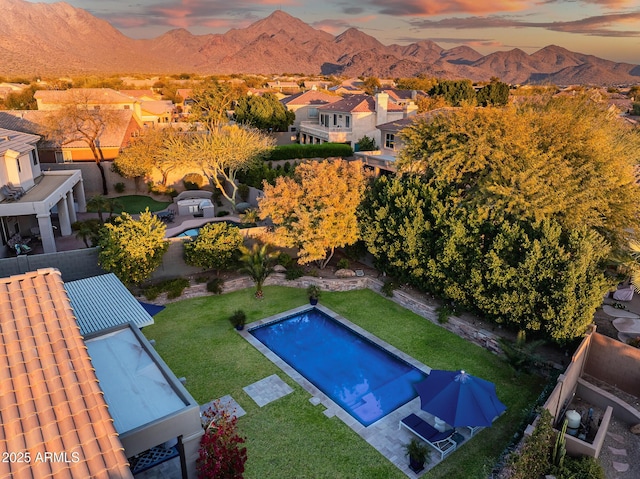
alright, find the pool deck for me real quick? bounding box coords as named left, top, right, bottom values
left=239, top=304, right=478, bottom=477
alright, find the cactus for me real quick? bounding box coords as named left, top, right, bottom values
left=552, top=418, right=568, bottom=471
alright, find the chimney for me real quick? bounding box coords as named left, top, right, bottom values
left=375, top=92, right=389, bottom=126
left=403, top=101, right=418, bottom=119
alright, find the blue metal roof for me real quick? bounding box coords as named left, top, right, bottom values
left=65, top=273, right=155, bottom=336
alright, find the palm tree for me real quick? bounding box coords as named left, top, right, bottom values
left=238, top=243, right=278, bottom=299
left=86, top=195, right=110, bottom=224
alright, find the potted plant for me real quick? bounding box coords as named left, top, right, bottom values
left=229, top=310, right=246, bottom=331
left=307, top=284, right=321, bottom=305
left=403, top=437, right=430, bottom=473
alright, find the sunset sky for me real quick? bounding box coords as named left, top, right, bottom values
left=40, top=0, right=640, bottom=64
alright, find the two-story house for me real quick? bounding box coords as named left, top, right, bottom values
left=281, top=90, right=341, bottom=135
left=298, top=93, right=418, bottom=148
left=0, top=127, right=86, bottom=256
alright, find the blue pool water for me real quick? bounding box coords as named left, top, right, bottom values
left=174, top=220, right=248, bottom=237
left=250, top=308, right=427, bottom=426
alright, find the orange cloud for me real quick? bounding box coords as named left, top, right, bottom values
left=372, top=0, right=531, bottom=16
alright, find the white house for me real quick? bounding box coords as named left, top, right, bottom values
left=298, top=93, right=418, bottom=149
left=0, top=127, right=86, bottom=256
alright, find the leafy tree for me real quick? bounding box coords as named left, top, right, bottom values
left=259, top=159, right=366, bottom=269
left=156, top=129, right=190, bottom=186
left=190, top=125, right=274, bottom=210
left=234, top=93, right=295, bottom=131
left=3, top=84, right=40, bottom=110
left=632, top=102, right=640, bottom=116
left=629, top=85, right=640, bottom=102
left=113, top=130, right=161, bottom=191
left=97, top=209, right=169, bottom=285
left=395, top=75, right=438, bottom=92
left=356, top=135, right=377, bottom=151
left=362, top=76, right=381, bottom=95
left=42, top=90, right=126, bottom=195
left=428, top=79, right=477, bottom=106
left=189, top=80, right=246, bottom=131
left=476, top=81, right=510, bottom=106
left=86, top=195, right=111, bottom=224
left=238, top=243, right=279, bottom=298
left=183, top=222, right=243, bottom=274
left=72, top=219, right=103, bottom=248
left=415, top=95, right=449, bottom=113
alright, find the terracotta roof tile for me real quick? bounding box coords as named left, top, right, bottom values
left=0, top=269, right=133, bottom=479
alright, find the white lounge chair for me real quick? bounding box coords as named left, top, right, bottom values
left=400, top=413, right=457, bottom=460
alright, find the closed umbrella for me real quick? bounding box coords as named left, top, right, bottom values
left=414, top=370, right=506, bottom=428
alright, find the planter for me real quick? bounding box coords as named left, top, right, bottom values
left=235, top=325, right=244, bottom=331
left=310, top=298, right=318, bottom=305
left=408, top=457, right=425, bottom=473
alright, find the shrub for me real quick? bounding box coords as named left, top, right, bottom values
left=198, top=402, right=247, bottom=479
left=561, top=456, right=605, bottom=479
left=505, top=409, right=553, bottom=479
left=337, top=258, right=350, bottom=270
left=344, top=240, right=367, bottom=261
left=144, top=284, right=162, bottom=300
left=436, top=304, right=452, bottom=324
left=283, top=161, right=291, bottom=173
left=165, top=278, right=190, bottom=299
left=195, top=275, right=210, bottom=284
left=277, top=252, right=293, bottom=268
left=381, top=279, right=396, bottom=297
left=627, top=336, right=640, bottom=348
left=357, top=135, right=377, bottom=152
left=266, top=143, right=354, bottom=161
left=207, top=277, right=225, bottom=294
left=216, top=210, right=230, bottom=217
left=184, top=172, right=205, bottom=190
left=285, top=265, right=305, bottom=280
left=237, top=183, right=250, bottom=202
left=113, top=182, right=126, bottom=193
left=229, top=310, right=246, bottom=329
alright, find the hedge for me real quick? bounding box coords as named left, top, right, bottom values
left=267, top=143, right=353, bottom=161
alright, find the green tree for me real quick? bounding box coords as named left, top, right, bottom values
left=72, top=219, right=103, bottom=248
left=234, top=93, right=295, bottom=131
left=97, top=209, right=169, bottom=285
left=86, top=195, right=111, bottom=224
left=476, top=81, right=510, bottom=106
left=113, top=129, right=162, bottom=191
left=190, top=125, right=274, bottom=210
left=189, top=80, right=246, bottom=131
left=183, top=222, right=243, bottom=274
left=428, top=79, right=477, bottom=106
left=238, top=243, right=279, bottom=298
left=362, top=76, right=381, bottom=95
left=356, top=135, right=377, bottom=151
left=259, top=159, right=366, bottom=269
left=3, top=84, right=39, bottom=110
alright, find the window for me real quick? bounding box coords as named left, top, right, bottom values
left=308, top=107, right=318, bottom=118
left=124, top=105, right=130, bottom=110
left=333, top=114, right=337, bottom=126
left=16, top=159, right=21, bottom=173
left=31, top=151, right=38, bottom=166
left=385, top=133, right=395, bottom=150
left=345, top=116, right=350, bottom=128
left=55, top=151, right=73, bottom=163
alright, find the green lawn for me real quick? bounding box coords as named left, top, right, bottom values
left=89, top=195, right=171, bottom=214
left=143, top=286, right=544, bottom=479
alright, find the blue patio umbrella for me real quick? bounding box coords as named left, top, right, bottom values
left=414, top=370, right=506, bottom=428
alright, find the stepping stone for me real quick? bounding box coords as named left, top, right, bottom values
left=200, top=395, right=246, bottom=419
left=309, top=397, right=322, bottom=406
left=243, top=374, right=293, bottom=407
left=603, top=305, right=640, bottom=318
left=607, top=432, right=625, bottom=443
left=608, top=446, right=627, bottom=456
left=612, top=317, right=640, bottom=334
left=612, top=462, right=629, bottom=473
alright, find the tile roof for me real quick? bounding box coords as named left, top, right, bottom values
left=65, top=273, right=154, bottom=336
left=280, top=90, right=340, bottom=106
left=0, top=110, right=136, bottom=149
left=34, top=89, right=137, bottom=105
left=0, top=268, right=133, bottom=479
left=376, top=108, right=455, bottom=132
left=319, top=94, right=404, bottom=113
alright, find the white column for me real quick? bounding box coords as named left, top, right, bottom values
left=57, top=196, right=72, bottom=237
left=74, top=180, right=87, bottom=213
left=37, top=213, right=57, bottom=254
left=66, top=189, right=77, bottom=224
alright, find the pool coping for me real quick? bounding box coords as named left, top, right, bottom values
left=239, top=304, right=454, bottom=477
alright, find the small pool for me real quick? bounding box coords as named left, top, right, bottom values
left=174, top=219, right=249, bottom=237
left=250, top=308, right=427, bottom=426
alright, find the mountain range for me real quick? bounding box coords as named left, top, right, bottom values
left=1, top=0, right=639, bottom=85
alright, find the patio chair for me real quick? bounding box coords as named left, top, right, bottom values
left=400, top=413, right=457, bottom=460
left=1, top=185, right=19, bottom=201
left=466, top=425, right=483, bottom=437
left=7, top=182, right=26, bottom=198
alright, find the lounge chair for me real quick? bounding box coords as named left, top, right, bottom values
left=400, top=413, right=457, bottom=460
left=7, top=182, right=26, bottom=198
left=1, top=185, right=19, bottom=201
left=466, top=425, right=483, bottom=437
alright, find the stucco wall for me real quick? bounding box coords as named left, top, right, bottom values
left=584, top=333, right=640, bottom=398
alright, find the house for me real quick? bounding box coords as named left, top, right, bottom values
left=0, top=269, right=134, bottom=479
left=298, top=93, right=418, bottom=148
left=280, top=90, right=341, bottom=134
left=119, top=89, right=161, bottom=102
left=0, top=127, right=86, bottom=255
left=0, top=82, right=29, bottom=99
left=266, top=80, right=301, bottom=93
left=354, top=108, right=451, bottom=174
left=0, top=110, right=141, bottom=163
left=0, top=269, right=204, bottom=479
left=328, top=85, right=364, bottom=95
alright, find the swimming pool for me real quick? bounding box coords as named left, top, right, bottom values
left=174, top=219, right=249, bottom=237
left=250, top=308, right=427, bottom=426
